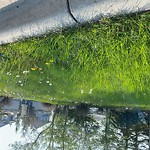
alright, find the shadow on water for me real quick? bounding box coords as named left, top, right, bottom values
left=0, top=98, right=150, bottom=150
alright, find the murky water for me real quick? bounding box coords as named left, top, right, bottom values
left=0, top=98, right=149, bottom=150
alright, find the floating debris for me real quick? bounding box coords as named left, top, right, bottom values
left=16, top=75, right=20, bottom=78
left=89, top=89, right=93, bottom=94
left=7, top=72, right=11, bottom=75
left=45, top=62, right=50, bottom=65
left=81, top=89, right=84, bottom=94
left=39, top=68, right=43, bottom=71
left=31, top=68, right=36, bottom=71
left=23, top=71, right=30, bottom=74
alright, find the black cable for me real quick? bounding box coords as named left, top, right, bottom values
left=66, top=0, right=80, bottom=24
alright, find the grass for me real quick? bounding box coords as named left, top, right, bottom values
left=0, top=12, right=150, bottom=108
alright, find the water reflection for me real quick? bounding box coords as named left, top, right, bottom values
left=0, top=97, right=150, bottom=150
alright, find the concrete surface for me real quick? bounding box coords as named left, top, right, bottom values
left=0, top=0, right=19, bottom=9
left=0, top=0, right=150, bottom=44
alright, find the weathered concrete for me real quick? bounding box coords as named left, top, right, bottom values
left=70, top=0, right=150, bottom=22
left=0, top=0, right=19, bottom=9
left=0, top=0, right=150, bottom=44
left=0, top=0, right=75, bottom=44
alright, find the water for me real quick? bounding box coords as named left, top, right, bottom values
left=0, top=98, right=149, bottom=150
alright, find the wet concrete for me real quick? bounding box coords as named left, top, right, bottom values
left=0, top=0, right=150, bottom=44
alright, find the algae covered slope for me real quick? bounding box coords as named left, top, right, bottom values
left=0, top=13, right=150, bottom=107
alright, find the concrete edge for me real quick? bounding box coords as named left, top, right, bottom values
left=0, top=0, right=150, bottom=44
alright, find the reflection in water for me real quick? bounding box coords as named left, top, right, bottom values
left=0, top=98, right=150, bottom=150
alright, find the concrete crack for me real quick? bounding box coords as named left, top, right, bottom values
left=66, top=0, right=80, bottom=24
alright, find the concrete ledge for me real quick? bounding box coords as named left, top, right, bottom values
left=0, top=0, right=150, bottom=44
left=0, top=0, right=19, bottom=9
left=70, top=0, right=150, bottom=22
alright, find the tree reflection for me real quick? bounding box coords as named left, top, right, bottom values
left=109, top=108, right=149, bottom=149
left=9, top=105, right=150, bottom=150
left=0, top=96, right=12, bottom=109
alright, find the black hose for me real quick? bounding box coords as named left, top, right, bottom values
left=66, top=0, right=80, bottom=24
